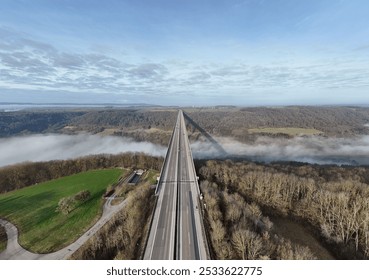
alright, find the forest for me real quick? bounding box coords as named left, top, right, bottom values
left=197, top=159, right=369, bottom=259
left=1, top=106, right=369, bottom=146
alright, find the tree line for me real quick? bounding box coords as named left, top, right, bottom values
left=0, top=153, right=163, bottom=194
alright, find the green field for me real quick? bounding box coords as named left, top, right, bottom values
left=248, top=127, right=323, bottom=136
left=0, top=169, right=122, bottom=253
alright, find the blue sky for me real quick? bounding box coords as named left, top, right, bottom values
left=0, top=0, right=369, bottom=106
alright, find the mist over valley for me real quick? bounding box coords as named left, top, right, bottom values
left=1, top=106, right=369, bottom=167
left=1, top=132, right=369, bottom=167
left=0, top=134, right=166, bottom=167
left=191, top=135, right=369, bottom=165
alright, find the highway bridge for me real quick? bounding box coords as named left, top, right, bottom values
left=144, top=110, right=209, bottom=260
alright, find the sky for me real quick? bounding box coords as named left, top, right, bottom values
left=0, top=0, right=369, bottom=106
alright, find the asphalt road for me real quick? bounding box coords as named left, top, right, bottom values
left=144, top=110, right=208, bottom=260
left=144, top=111, right=180, bottom=259
left=178, top=111, right=200, bottom=260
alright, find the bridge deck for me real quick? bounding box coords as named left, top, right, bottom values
left=144, top=110, right=208, bottom=260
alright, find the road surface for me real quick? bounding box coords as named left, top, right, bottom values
left=144, top=110, right=208, bottom=260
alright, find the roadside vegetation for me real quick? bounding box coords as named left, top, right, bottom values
left=70, top=171, right=158, bottom=259
left=198, top=160, right=369, bottom=259
left=113, top=169, right=158, bottom=202
left=0, top=225, right=6, bottom=253
left=0, top=169, right=122, bottom=253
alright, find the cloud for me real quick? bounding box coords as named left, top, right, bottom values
left=191, top=135, right=369, bottom=165
left=53, top=52, right=85, bottom=69
left=1, top=25, right=369, bottom=104
left=0, top=134, right=166, bottom=167
left=128, top=63, right=168, bottom=80
left=354, top=43, right=369, bottom=51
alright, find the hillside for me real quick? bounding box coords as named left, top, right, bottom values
left=1, top=107, right=369, bottom=146
left=0, top=169, right=122, bottom=253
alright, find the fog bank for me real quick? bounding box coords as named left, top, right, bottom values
left=191, top=135, right=369, bottom=165
left=2, top=133, right=369, bottom=168
left=0, top=134, right=166, bottom=167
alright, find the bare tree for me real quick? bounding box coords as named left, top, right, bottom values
left=231, top=229, right=263, bottom=260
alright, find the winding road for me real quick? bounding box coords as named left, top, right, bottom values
left=0, top=195, right=127, bottom=260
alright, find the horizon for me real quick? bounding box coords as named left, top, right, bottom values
left=1, top=101, right=369, bottom=109
left=1, top=0, right=369, bottom=106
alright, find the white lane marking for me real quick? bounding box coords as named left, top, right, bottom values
left=166, top=193, right=170, bottom=213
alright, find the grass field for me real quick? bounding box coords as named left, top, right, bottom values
left=248, top=127, right=323, bottom=136
left=0, top=169, right=122, bottom=253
